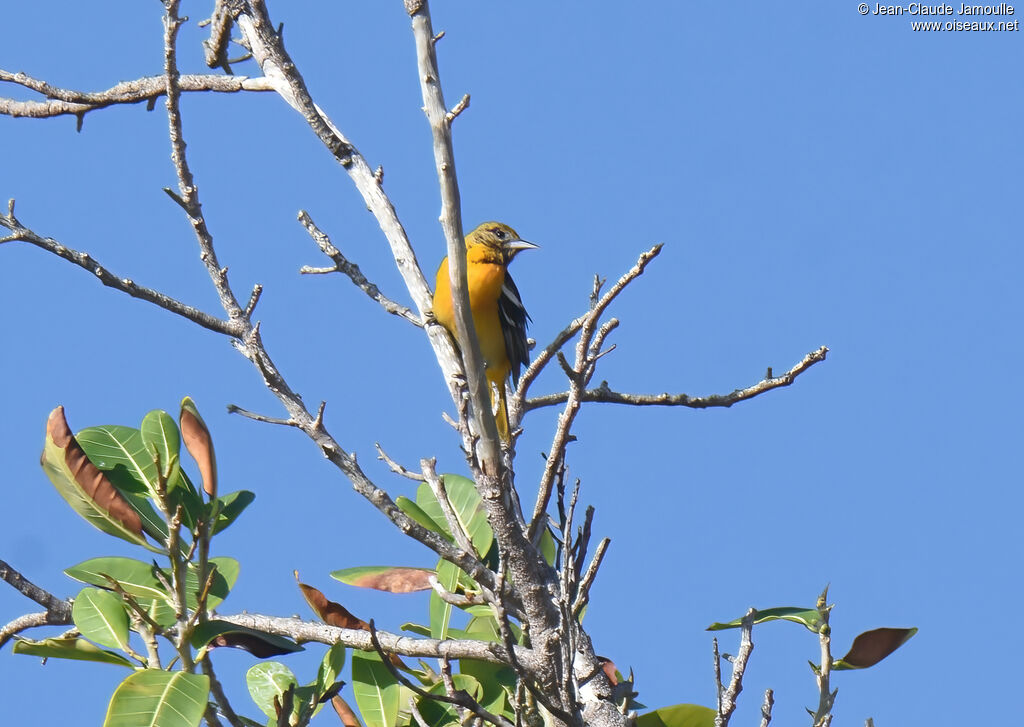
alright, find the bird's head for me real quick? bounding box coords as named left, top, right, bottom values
left=466, top=222, right=538, bottom=265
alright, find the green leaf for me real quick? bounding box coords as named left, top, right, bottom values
left=40, top=408, right=152, bottom=550
left=72, top=587, right=130, bottom=650
left=429, top=559, right=461, bottom=640
left=833, top=627, right=917, bottom=670
left=707, top=606, right=824, bottom=633
left=305, top=643, right=348, bottom=719
left=316, top=643, right=347, bottom=696
left=331, top=566, right=434, bottom=593
left=13, top=637, right=134, bottom=667
left=104, top=670, right=209, bottom=727
left=210, top=490, right=255, bottom=535
left=539, top=527, right=557, bottom=567
left=166, top=470, right=203, bottom=534
left=417, top=674, right=483, bottom=727
left=459, top=659, right=516, bottom=716
left=637, top=704, right=717, bottom=727
left=463, top=613, right=502, bottom=642
left=65, top=556, right=237, bottom=615
left=351, top=650, right=400, bottom=727
left=66, top=557, right=168, bottom=603
left=416, top=475, right=493, bottom=557
left=400, top=622, right=432, bottom=637
left=178, top=557, right=239, bottom=611
left=396, top=495, right=448, bottom=538
left=247, top=661, right=298, bottom=720
left=140, top=410, right=181, bottom=486
left=74, top=421, right=178, bottom=545
left=191, top=620, right=303, bottom=658
left=77, top=425, right=159, bottom=496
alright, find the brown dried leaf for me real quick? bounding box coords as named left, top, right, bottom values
left=298, top=582, right=370, bottom=630
left=44, top=406, right=143, bottom=537
left=179, top=397, right=217, bottom=497
left=836, top=627, right=918, bottom=669
left=331, top=696, right=361, bottom=727
left=341, top=567, right=434, bottom=593
left=297, top=577, right=408, bottom=670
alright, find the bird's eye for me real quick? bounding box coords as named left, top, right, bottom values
left=493, top=227, right=507, bottom=240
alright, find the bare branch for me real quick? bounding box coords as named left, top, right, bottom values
left=0, top=559, right=72, bottom=622
left=406, top=0, right=504, bottom=465
left=216, top=612, right=536, bottom=669
left=513, top=245, right=662, bottom=426
left=446, top=93, right=470, bottom=124
left=226, top=404, right=300, bottom=427
left=759, top=689, right=774, bottom=727
left=163, top=4, right=245, bottom=325
left=0, top=613, right=54, bottom=649
left=0, top=69, right=271, bottom=120
left=201, top=0, right=238, bottom=72
left=232, top=0, right=468, bottom=418
left=202, top=655, right=246, bottom=727
left=527, top=245, right=664, bottom=543
left=572, top=537, right=609, bottom=618
left=0, top=203, right=239, bottom=336
left=297, top=210, right=421, bottom=326
left=525, top=346, right=829, bottom=413
left=715, top=609, right=756, bottom=727
left=376, top=443, right=426, bottom=481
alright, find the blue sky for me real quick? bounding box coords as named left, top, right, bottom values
left=2, top=2, right=1021, bottom=725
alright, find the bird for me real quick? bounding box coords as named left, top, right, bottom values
left=432, top=222, right=537, bottom=442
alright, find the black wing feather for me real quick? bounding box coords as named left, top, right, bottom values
left=499, top=273, right=531, bottom=386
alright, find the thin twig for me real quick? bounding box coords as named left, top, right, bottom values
left=203, top=654, right=246, bottom=727
left=226, top=404, right=300, bottom=427
left=375, top=443, right=426, bottom=481
left=422, top=459, right=479, bottom=560
left=297, top=210, right=421, bottom=326
left=429, top=578, right=486, bottom=607
left=572, top=537, right=609, bottom=618
left=525, top=346, right=829, bottom=412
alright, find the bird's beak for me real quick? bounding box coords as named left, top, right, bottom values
left=505, top=239, right=539, bottom=252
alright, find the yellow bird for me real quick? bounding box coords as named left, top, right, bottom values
left=433, top=222, right=537, bottom=442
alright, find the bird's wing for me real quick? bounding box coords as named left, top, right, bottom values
left=498, top=273, right=531, bottom=387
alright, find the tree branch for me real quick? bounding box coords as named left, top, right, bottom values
left=216, top=612, right=537, bottom=669
left=0, top=559, right=72, bottom=623
left=297, top=209, right=421, bottom=326
left=0, top=200, right=240, bottom=336
left=405, top=0, right=505, bottom=470
left=527, top=245, right=663, bottom=542
left=0, top=69, right=271, bottom=122
left=200, top=0, right=239, bottom=72
left=715, top=609, right=756, bottom=727
left=525, top=346, right=829, bottom=412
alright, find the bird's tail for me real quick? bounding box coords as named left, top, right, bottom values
left=488, top=373, right=512, bottom=443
